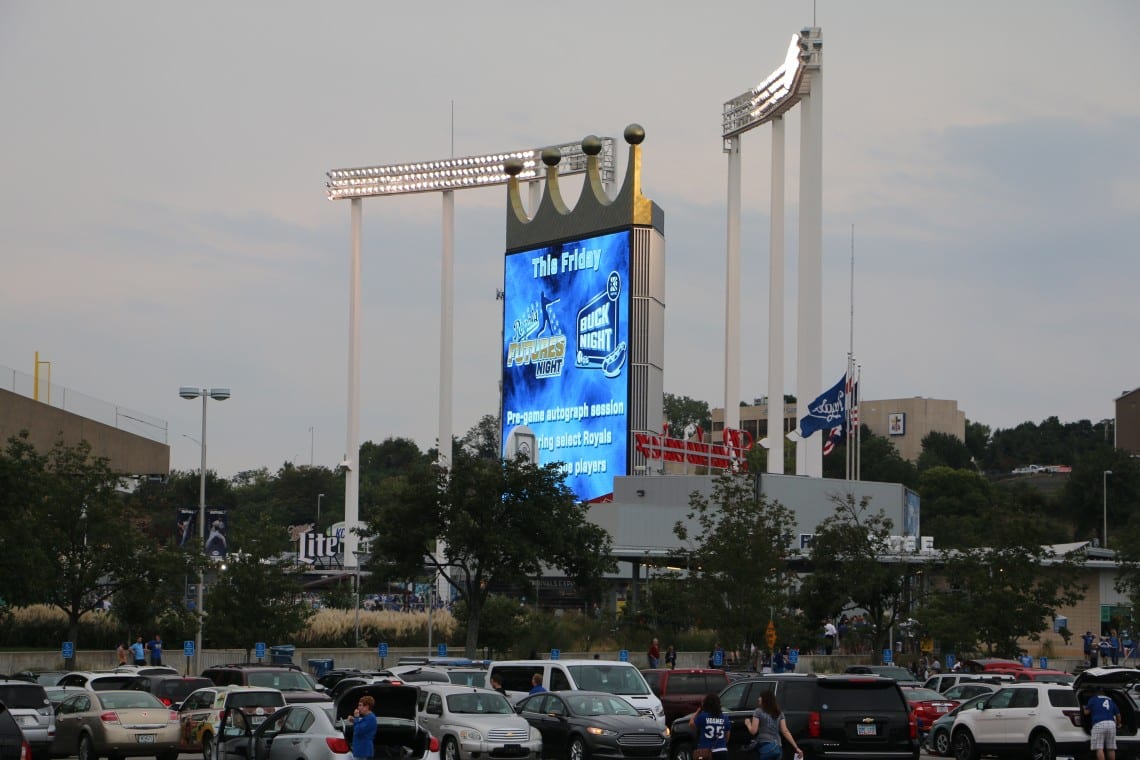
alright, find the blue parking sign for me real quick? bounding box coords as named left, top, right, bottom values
left=619, top=649, right=629, bottom=662
left=437, top=643, right=447, bottom=657
left=184, top=640, right=195, bottom=657
left=788, top=648, right=799, bottom=664
left=378, top=642, right=389, bottom=657
left=883, top=648, right=893, bottom=663
left=62, top=641, right=74, bottom=659
left=550, top=649, right=560, bottom=660
left=255, top=642, right=266, bottom=659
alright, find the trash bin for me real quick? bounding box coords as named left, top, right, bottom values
left=308, top=658, right=334, bottom=677
left=270, top=645, right=295, bottom=665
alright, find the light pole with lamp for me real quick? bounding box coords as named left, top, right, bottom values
left=179, top=386, right=230, bottom=673
left=1104, top=470, right=1113, bottom=548
left=317, top=493, right=325, bottom=526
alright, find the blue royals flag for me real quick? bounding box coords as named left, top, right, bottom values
left=798, top=373, right=850, bottom=439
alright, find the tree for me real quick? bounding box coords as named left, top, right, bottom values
left=964, top=420, right=991, bottom=464
left=794, top=494, right=903, bottom=663
left=204, top=512, right=314, bottom=656
left=663, top=394, right=711, bottom=436
left=916, top=432, right=975, bottom=472
left=915, top=523, right=1085, bottom=657
left=673, top=472, right=798, bottom=650
left=362, top=435, right=615, bottom=657
left=822, top=426, right=917, bottom=487
left=0, top=434, right=156, bottom=655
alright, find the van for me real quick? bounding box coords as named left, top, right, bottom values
left=488, top=659, right=665, bottom=726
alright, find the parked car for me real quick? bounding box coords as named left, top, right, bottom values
left=940, top=682, right=1000, bottom=702
left=177, top=685, right=286, bottom=759
left=446, top=669, right=489, bottom=688
left=0, top=702, right=33, bottom=760
left=215, top=701, right=351, bottom=760
left=900, top=686, right=959, bottom=736
left=315, top=668, right=366, bottom=690
left=515, top=690, right=668, bottom=760
left=1073, top=666, right=1140, bottom=758
left=416, top=683, right=541, bottom=760
left=641, top=669, right=731, bottom=724
left=668, top=673, right=918, bottom=760
left=0, top=680, right=51, bottom=760
left=201, top=665, right=330, bottom=704
left=51, top=689, right=180, bottom=760
left=925, top=692, right=995, bottom=757
left=333, top=683, right=441, bottom=760
left=55, top=672, right=142, bottom=691
left=949, top=683, right=1085, bottom=760
left=1006, top=669, right=1075, bottom=685
left=958, top=658, right=1023, bottom=674
left=112, top=665, right=180, bottom=677
left=489, top=660, right=665, bottom=726
left=125, top=675, right=213, bottom=709
left=380, top=666, right=452, bottom=684
left=843, top=665, right=922, bottom=686
left=922, top=674, right=1011, bottom=694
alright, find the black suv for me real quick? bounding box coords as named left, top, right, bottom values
left=201, top=665, right=330, bottom=704
left=668, top=674, right=918, bottom=760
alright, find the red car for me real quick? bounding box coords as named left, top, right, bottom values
left=901, top=686, right=959, bottom=734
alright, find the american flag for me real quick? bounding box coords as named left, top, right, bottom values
left=822, top=424, right=844, bottom=456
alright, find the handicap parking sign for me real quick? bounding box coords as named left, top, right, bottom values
left=62, top=642, right=74, bottom=659
left=184, top=640, right=195, bottom=657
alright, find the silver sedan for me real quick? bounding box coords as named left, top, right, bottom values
left=217, top=703, right=350, bottom=760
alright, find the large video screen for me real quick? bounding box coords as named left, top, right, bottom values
left=501, top=229, right=631, bottom=503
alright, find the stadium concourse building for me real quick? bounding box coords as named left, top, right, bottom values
left=0, top=365, right=169, bottom=477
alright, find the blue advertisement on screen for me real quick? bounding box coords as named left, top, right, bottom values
left=501, top=230, right=630, bottom=503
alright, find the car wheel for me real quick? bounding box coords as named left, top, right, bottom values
left=77, top=734, right=95, bottom=760
left=201, top=732, right=214, bottom=760
left=443, top=737, right=461, bottom=760
left=933, top=728, right=951, bottom=757
left=1029, top=730, right=1056, bottom=760
left=671, top=741, right=693, bottom=760
left=569, top=736, right=589, bottom=760
left=951, top=729, right=977, bottom=760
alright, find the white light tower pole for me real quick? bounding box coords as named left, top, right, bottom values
left=178, top=386, right=230, bottom=673
left=722, top=27, right=823, bottom=476
left=325, top=140, right=613, bottom=588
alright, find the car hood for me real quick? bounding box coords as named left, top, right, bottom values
left=577, top=714, right=661, bottom=733
left=335, top=684, right=419, bottom=721
left=1074, top=667, right=1140, bottom=689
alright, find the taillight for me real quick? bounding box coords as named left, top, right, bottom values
left=326, top=737, right=350, bottom=753
left=100, top=711, right=120, bottom=724
left=908, top=711, right=917, bottom=740
left=160, top=697, right=172, bottom=707
left=219, top=710, right=226, bottom=723
left=168, top=711, right=179, bottom=722
left=807, top=711, right=821, bottom=738
left=20, top=739, right=31, bottom=760
left=1063, top=709, right=1083, bottom=728
left=429, top=736, right=440, bottom=752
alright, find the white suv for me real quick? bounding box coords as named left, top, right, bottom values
left=950, top=683, right=1085, bottom=760
left=416, top=684, right=541, bottom=760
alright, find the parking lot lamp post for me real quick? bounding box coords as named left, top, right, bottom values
left=1104, top=470, right=1113, bottom=548
left=179, top=386, right=230, bottom=672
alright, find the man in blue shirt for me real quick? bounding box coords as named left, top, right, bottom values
left=528, top=674, right=546, bottom=694
left=146, top=634, right=163, bottom=666
left=1084, top=688, right=1121, bottom=760
left=129, top=637, right=146, bottom=666
left=349, top=695, right=378, bottom=760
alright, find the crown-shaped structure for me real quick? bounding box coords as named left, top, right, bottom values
left=504, top=124, right=663, bottom=251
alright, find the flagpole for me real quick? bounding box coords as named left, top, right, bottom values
left=856, top=363, right=862, bottom=481
left=846, top=224, right=855, bottom=481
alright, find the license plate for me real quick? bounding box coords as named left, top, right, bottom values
left=936, top=706, right=948, bottom=713
left=18, top=716, right=36, bottom=726
left=856, top=723, right=877, bottom=736
left=137, top=734, right=156, bottom=743
left=252, top=715, right=266, bottom=725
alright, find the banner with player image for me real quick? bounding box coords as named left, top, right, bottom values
left=501, top=229, right=631, bottom=503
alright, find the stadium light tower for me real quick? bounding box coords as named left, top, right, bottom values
left=721, top=27, right=823, bottom=477
left=324, top=140, right=614, bottom=588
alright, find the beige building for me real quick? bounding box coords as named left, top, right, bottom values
left=709, top=396, right=965, bottom=463
left=859, top=397, right=966, bottom=462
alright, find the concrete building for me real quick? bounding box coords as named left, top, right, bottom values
left=710, top=396, right=966, bottom=463
left=1115, top=387, right=1140, bottom=456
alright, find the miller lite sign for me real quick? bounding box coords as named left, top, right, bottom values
left=289, top=522, right=342, bottom=566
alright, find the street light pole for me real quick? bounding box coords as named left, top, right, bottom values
left=1104, top=470, right=1113, bottom=549
left=179, top=386, right=230, bottom=673
left=317, top=493, right=325, bottom=526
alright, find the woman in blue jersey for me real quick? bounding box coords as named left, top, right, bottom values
left=690, top=692, right=730, bottom=760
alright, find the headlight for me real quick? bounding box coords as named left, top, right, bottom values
left=655, top=704, right=665, bottom=716
left=664, top=728, right=670, bottom=738
left=586, top=726, right=618, bottom=737
left=458, top=729, right=483, bottom=741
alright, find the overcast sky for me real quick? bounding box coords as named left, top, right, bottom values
left=2, top=2, right=1137, bottom=477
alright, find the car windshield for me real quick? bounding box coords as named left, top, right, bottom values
left=873, top=667, right=915, bottom=681
left=228, top=691, right=286, bottom=708
left=247, top=672, right=315, bottom=691
left=0, top=686, right=47, bottom=709
left=446, top=693, right=514, bottom=715
left=567, top=694, right=640, bottom=717
left=905, top=688, right=944, bottom=701
left=566, top=665, right=650, bottom=696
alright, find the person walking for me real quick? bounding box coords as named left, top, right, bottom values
left=745, top=689, right=802, bottom=760
left=129, top=636, right=146, bottom=666
left=1084, top=687, right=1121, bottom=760
left=348, top=695, right=378, bottom=760
left=689, top=692, right=729, bottom=760
left=648, top=638, right=661, bottom=668
left=115, top=642, right=129, bottom=666
left=665, top=644, right=677, bottom=670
